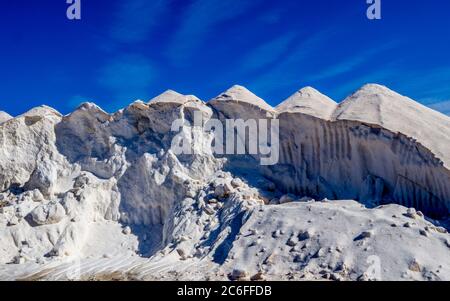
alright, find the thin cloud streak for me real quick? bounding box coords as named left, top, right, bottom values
left=98, top=54, right=155, bottom=111
left=427, top=100, right=450, bottom=116
left=166, top=0, right=261, bottom=64
left=248, top=29, right=336, bottom=95
left=303, top=42, right=399, bottom=83
left=110, top=0, right=170, bottom=44
left=239, top=32, right=298, bottom=74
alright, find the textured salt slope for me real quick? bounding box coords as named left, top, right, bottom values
left=210, top=85, right=450, bottom=218
left=332, top=84, right=450, bottom=168
left=271, top=114, right=450, bottom=218
left=0, top=84, right=449, bottom=281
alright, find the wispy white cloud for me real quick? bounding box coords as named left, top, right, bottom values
left=395, top=68, right=450, bottom=99
left=246, top=29, right=403, bottom=101
left=98, top=54, right=155, bottom=110
left=258, top=8, right=284, bottom=25
left=110, top=0, right=170, bottom=43
left=239, top=32, right=297, bottom=74
left=166, top=0, right=261, bottom=64
left=303, top=42, right=398, bottom=83
left=248, top=29, right=335, bottom=95
left=426, top=100, right=450, bottom=115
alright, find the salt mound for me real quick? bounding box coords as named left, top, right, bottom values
left=76, top=102, right=109, bottom=114
left=19, top=105, right=62, bottom=118
left=211, top=85, right=274, bottom=111
left=149, top=90, right=202, bottom=105
left=332, top=84, right=450, bottom=167
left=0, top=111, right=12, bottom=124
left=276, top=87, right=337, bottom=119
left=72, top=102, right=111, bottom=121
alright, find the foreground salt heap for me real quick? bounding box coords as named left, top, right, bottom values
left=0, top=84, right=449, bottom=281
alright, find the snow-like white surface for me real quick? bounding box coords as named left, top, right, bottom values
left=1, top=194, right=448, bottom=281
left=19, top=105, right=62, bottom=119
left=276, top=87, right=337, bottom=120
left=223, top=200, right=450, bottom=281
left=0, top=84, right=449, bottom=281
left=211, top=85, right=274, bottom=111
left=149, top=90, right=202, bottom=105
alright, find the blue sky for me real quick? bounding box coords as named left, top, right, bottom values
left=1, top=0, right=450, bottom=116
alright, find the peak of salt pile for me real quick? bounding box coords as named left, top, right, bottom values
left=70, top=102, right=111, bottom=122
left=19, top=105, right=62, bottom=118
left=276, top=87, right=337, bottom=120
left=333, top=84, right=420, bottom=122
left=124, top=100, right=149, bottom=112
left=0, top=111, right=12, bottom=123
left=354, top=83, right=400, bottom=96
left=76, top=102, right=106, bottom=112
left=149, top=90, right=201, bottom=105
left=212, top=85, right=274, bottom=111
